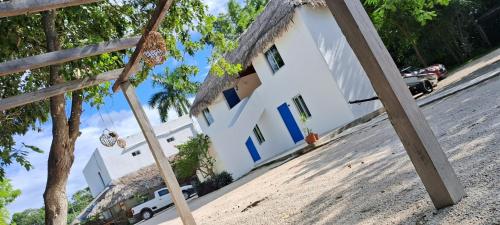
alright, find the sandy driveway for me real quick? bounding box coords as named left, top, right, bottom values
left=141, top=50, right=500, bottom=225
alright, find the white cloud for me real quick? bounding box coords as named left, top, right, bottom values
left=5, top=105, right=177, bottom=214
left=203, top=0, right=230, bottom=14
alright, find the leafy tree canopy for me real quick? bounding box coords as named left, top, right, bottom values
left=11, top=187, right=94, bottom=225
left=0, top=0, right=239, bottom=179
left=149, top=65, right=200, bottom=122
left=0, top=179, right=20, bottom=225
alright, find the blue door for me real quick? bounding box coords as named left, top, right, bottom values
left=278, top=103, right=304, bottom=143
left=245, top=137, right=261, bottom=162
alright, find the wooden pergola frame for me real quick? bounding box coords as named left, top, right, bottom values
left=0, top=0, right=464, bottom=224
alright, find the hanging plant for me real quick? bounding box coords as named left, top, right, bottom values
left=117, top=138, right=127, bottom=149
left=143, top=31, right=167, bottom=67
left=100, top=129, right=118, bottom=147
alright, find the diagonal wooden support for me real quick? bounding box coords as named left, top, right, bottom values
left=0, top=69, right=122, bottom=111
left=0, top=0, right=101, bottom=18
left=325, top=0, right=465, bottom=209
left=0, top=37, right=139, bottom=77
left=112, top=0, right=175, bottom=92
left=121, top=81, right=196, bottom=225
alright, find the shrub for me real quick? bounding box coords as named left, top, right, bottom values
left=193, top=171, right=233, bottom=196
left=173, top=134, right=216, bottom=180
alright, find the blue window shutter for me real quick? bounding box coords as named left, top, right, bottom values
left=223, top=88, right=241, bottom=109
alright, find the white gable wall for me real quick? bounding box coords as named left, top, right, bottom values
left=298, top=6, right=383, bottom=117
left=83, top=150, right=113, bottom=197
left=83, top=116, right=199, bottom=197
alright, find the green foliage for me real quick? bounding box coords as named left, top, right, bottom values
left=11, top=187, right=93, bottom=225
left=364, top=0, right=498, bottom=68
left=173, top=134, right=215, bottom=180
left=149, top=65, right=200, bottom=122
left=214, top=0, right=269, bottom=40
left=0, top=179, right=20, bottom=225
left=0, top=0, right=241, bottom=179
left=67, top=188, right=93, bottom=224
left=208, top=0, right=269, bottom=76
left=193, top=171, right=233, bottom=197
left=11, top=208, right=45, bottom=225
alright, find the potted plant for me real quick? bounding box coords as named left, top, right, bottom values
left=300, top=115, right=319, bottom=145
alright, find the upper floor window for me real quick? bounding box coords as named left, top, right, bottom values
left=293, top=95, right=312, bottom=118
left=131, top=150, right=141, bottom=157
left=253, top=125, right=265, bottom=144
left=167, top=137, right=175, bottom=143
left=223, top=88, right=241, bottom=109
left=202, top=108, right=214, bottom=126
left=265, top=45, right=285, bottom=73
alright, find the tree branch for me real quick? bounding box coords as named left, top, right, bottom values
left=68, top=90, right=83, bottom=141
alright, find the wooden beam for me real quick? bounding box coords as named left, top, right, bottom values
left=325, top=0, right=465, bottom=209
left=0, top=0, right=101, bottom=18
left=0, top=37, right=139, bottom=77
left=121, top=81, right=196, bottom=225
left=111, top=0, right=175, bottom=92
left=0, top=68, right=122, bottom=111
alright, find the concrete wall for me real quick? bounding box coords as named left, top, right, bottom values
left=196, top=6, right=382, bottom=179
left=83, top=116, right=199, bottom=197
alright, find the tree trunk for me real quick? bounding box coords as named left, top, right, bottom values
left=42, top=10, right=83, bottom=225
left=395, top=22, right=428, bottom=67
left=474, top=23, right=492, bottom=47
left=411, top=42, right=428, bottom=67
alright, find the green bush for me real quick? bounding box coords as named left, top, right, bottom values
left=173, top=134, right=216, bottom=180
left=193, top=171, right=233, bottom=196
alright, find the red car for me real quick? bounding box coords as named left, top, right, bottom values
left=420, top=64, right=448, bottom=80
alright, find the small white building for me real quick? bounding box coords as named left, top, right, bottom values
left=83, top=115, right=199, bottom=197
left=190, top=0, right=383, bottom=179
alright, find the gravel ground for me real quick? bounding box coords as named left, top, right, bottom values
left=142, top=53, right=500, bottom=225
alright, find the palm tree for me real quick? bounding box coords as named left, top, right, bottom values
left=149, top=66, right=200, bottom=122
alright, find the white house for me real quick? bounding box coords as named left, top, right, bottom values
left=190, top=0, right=383, bottom=179
left=83, top=115, right=199, bottom=197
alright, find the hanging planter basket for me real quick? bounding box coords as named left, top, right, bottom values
left=143, top=31, right=167, bottom=67
left=100, top=129, right=118, bottom=147
left=117, top=138, right=127, bottom=149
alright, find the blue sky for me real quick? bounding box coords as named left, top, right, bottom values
left=6, top=0, right=231, bottom=215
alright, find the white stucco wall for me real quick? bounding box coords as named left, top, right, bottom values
left=196, top=6, right=382, bottom=179
left=298, top=6, right=383, bottom=117
left=83, top=151, right=113, bottom=197
left=83, top=115, right=199, bottom=197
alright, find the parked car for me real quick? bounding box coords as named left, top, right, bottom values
left=402, top=72, right=438, bottom=95
left=421, top=64, right=448, bottom=80
left=400, top=64, right=448, bottom=80
left=131, top=185, right=196, bottom=221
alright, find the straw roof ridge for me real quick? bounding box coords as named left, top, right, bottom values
left=89, top=164, right=164, bottom=216
left=190, top=0, right=326, bottom=115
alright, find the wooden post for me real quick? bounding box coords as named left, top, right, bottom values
left=121, top=81, right=196, bottom=225
left=0, top=37, right=139, bottom=77
left=324, top=0, right=465, bottom=209
left=0, top=69, right=123, bottom=111
left=0, top=0, right=102, bottom=18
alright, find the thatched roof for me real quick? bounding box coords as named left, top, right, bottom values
left=89, top=164, right=164, bottom=216
left=190, top=0, right=326, bottom=115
